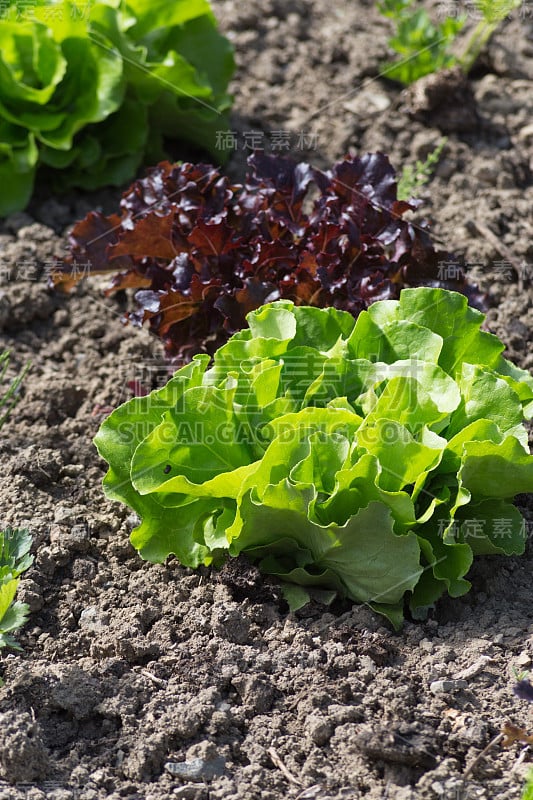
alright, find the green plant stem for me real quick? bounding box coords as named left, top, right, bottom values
left=460, top=0, right=522, bottom=72
left=0, top=354, right=31, bottom=429
left=459, top=19, right=498, bottom=73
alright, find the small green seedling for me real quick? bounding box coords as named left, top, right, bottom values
left=378, top=0, right=521, bottom=84
left=0, top=528, right=33, bottom=652
left=397, top=138, right=447, bottom=201
left=0, top=351, right=30, bottom=429
left=512, top=665, right=531, bottom=683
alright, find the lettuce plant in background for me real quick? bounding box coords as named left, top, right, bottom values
left=377, top=0, right=465, bottom=85
left=95, top=287, right=533, bottom=627
left=55, top=152, right=484, bottom=361
left=378, top=0, right=522, bottom=85
left=0, top=0, right=234, bottom=215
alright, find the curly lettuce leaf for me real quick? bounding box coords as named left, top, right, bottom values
left=58, top=155, right=485, bottom=359
left=95, top=289, right=533, bottom=625
left=0, top=0, right=234, bottom=212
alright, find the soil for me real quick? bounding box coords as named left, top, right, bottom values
left=1, top=2, right=533, bottom=799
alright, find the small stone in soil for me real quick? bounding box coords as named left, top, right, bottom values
left=165, top=756, right=226, bottom=781
left=306, top=714, right=333, bottom=746
left=516, top=651, right=531, bottom=667
left=79, top=605, right=109, bottom=633
left=172, top=786, right=206, bottom=800
left=430, top=680, right=468, bottom=694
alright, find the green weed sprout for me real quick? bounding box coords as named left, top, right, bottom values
left=0, top=351, right=30, bottom=429
left=397, top=138, right=447, bottom=201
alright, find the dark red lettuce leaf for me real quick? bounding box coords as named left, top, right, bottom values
left=54, top=152, right=486, bottom=361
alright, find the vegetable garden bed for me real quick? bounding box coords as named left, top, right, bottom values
left=0, top=1, right=533, bottom=798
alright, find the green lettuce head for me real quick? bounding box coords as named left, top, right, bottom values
left=0, top=0, right=234, bottom=214
left=95, top=288, right=533, bottom=627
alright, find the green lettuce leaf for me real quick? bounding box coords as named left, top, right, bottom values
left=0, top=0, right=234, bottom=212
left=0, top=527, right=33, bottom=651
left=95, top=289, right=533, bottom=625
